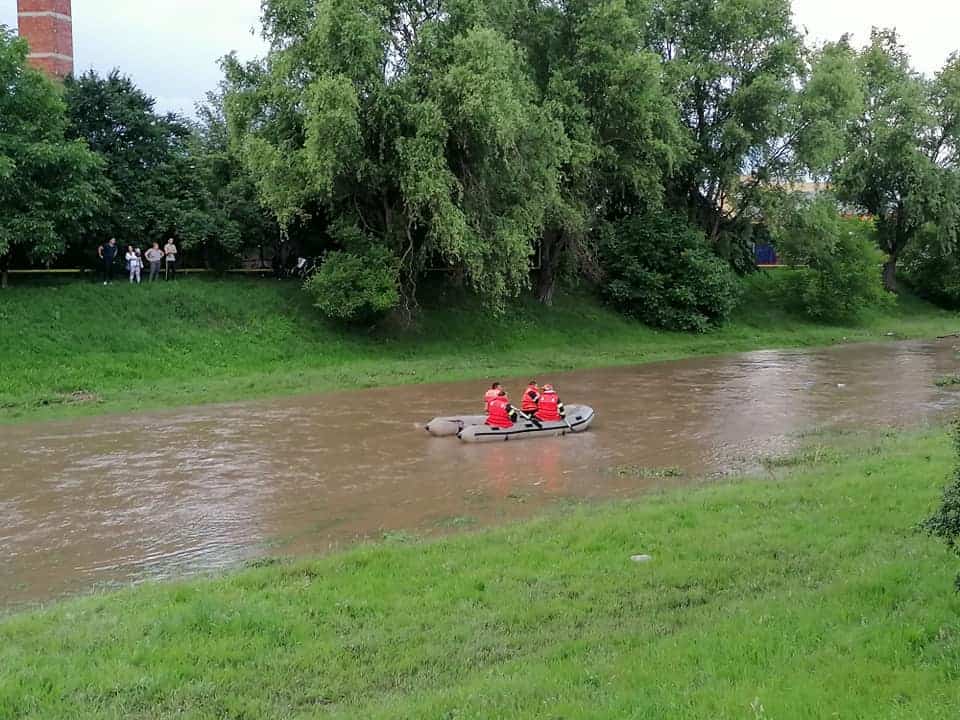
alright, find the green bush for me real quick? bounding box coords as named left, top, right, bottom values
left=598, top=212, right=740, bottom=332
left=305, top=246, right=400, bottom=323
left=773, top=198, right=890, bottom=322
left=922, top=418, right=960, bottom=592
left=901, top=224, right=960, bottom=309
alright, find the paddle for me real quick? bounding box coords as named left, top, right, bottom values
left=515, top=409, right=542, bottom=429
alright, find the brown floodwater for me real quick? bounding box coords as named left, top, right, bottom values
left=2, top=340, right=959, bottom=607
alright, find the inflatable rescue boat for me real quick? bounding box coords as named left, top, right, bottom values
left=425, top=405, right=595, bottom=443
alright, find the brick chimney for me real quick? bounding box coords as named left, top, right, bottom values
left=17, top=0, right=74, bottom=78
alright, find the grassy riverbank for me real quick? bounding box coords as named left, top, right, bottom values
left=1, top=275, right=958, bottom=423
left=2, top=429, right=959, bottom=718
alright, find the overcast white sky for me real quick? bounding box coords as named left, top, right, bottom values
left=0, top=0, right=266, bottom=114
left=1, top=1, right=958, bottom=115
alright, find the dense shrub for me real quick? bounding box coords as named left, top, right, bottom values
left=773, top=198, right=890, bottom=322
left=305, top=247, right=400, bottom=323
left=901, top=225, right=960, bottom=309
left=922, top=418, right=960, bottom=592
left=599, top=212, right=740, bottom=332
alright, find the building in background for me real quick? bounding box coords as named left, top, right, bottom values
left=733, top=179, right=832, bottom=268
left=17, top=0, right=73, bottom=77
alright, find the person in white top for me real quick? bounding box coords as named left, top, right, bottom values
left=126, top=246, right=142, bottom=284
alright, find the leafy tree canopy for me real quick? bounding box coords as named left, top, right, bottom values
left=649, top=0, right=861, bottom=245
left=64, top=71, right=226, bottom=257
left=0, top=28, right=102, bottom=282
left=831, top=30, right=960, bottom=293
left=225, top=0, right=685, bottom=313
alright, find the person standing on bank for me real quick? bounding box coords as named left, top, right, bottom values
left=164, top=238, right=178, bottom=280
left=132, top=248, right=144, bottom=284
left=125, top=245, right=140, bottom=284
left=98, top=238, right=119, bottom=285
left=145, top=242, right=164, bottom=282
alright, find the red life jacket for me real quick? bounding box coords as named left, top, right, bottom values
left=537, top=390, right=562, bottom=421
left=521, top=385, right=541, bottom=413
left=484, top=389, right=500, bottom=408
left=486, top=397, right=515, bottom=428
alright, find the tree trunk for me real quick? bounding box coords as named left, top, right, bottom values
left=883, top=254, right=898, bottom=293
left=537, top=263, right=556, bottom=305
left=0, top=253, right=9, bottom=289
left=537, top=230, right=561, bottom=306
left=709, top=211, right=722, bottom=244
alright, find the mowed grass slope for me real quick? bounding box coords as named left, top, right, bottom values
left=2, top=430, right=959, bottom=719
left=1, top=274, right=958, bottom=423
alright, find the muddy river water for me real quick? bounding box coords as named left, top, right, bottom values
left=2, top=340, right=960, bottom=606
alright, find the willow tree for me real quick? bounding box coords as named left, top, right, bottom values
left=510, top=0, right=686, bottom=304
left=224, top=0, right=567, bottom=315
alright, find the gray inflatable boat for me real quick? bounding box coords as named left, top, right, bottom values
left=425, top=413, right=487, bottom=437
left=425, top=405, right=595, bottom=443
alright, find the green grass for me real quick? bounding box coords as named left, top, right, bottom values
left=2, top=429, right=959, bottom=718
left=1, top=273, right=958, bottom=423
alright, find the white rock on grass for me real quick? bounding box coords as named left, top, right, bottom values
left=630, top=554, right=653, bottom=563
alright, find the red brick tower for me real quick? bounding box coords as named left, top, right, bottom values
left=17, top=0, right=74, bottom=78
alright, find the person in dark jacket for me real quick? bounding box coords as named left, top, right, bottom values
left=98, top=238, right=119, bottom=285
